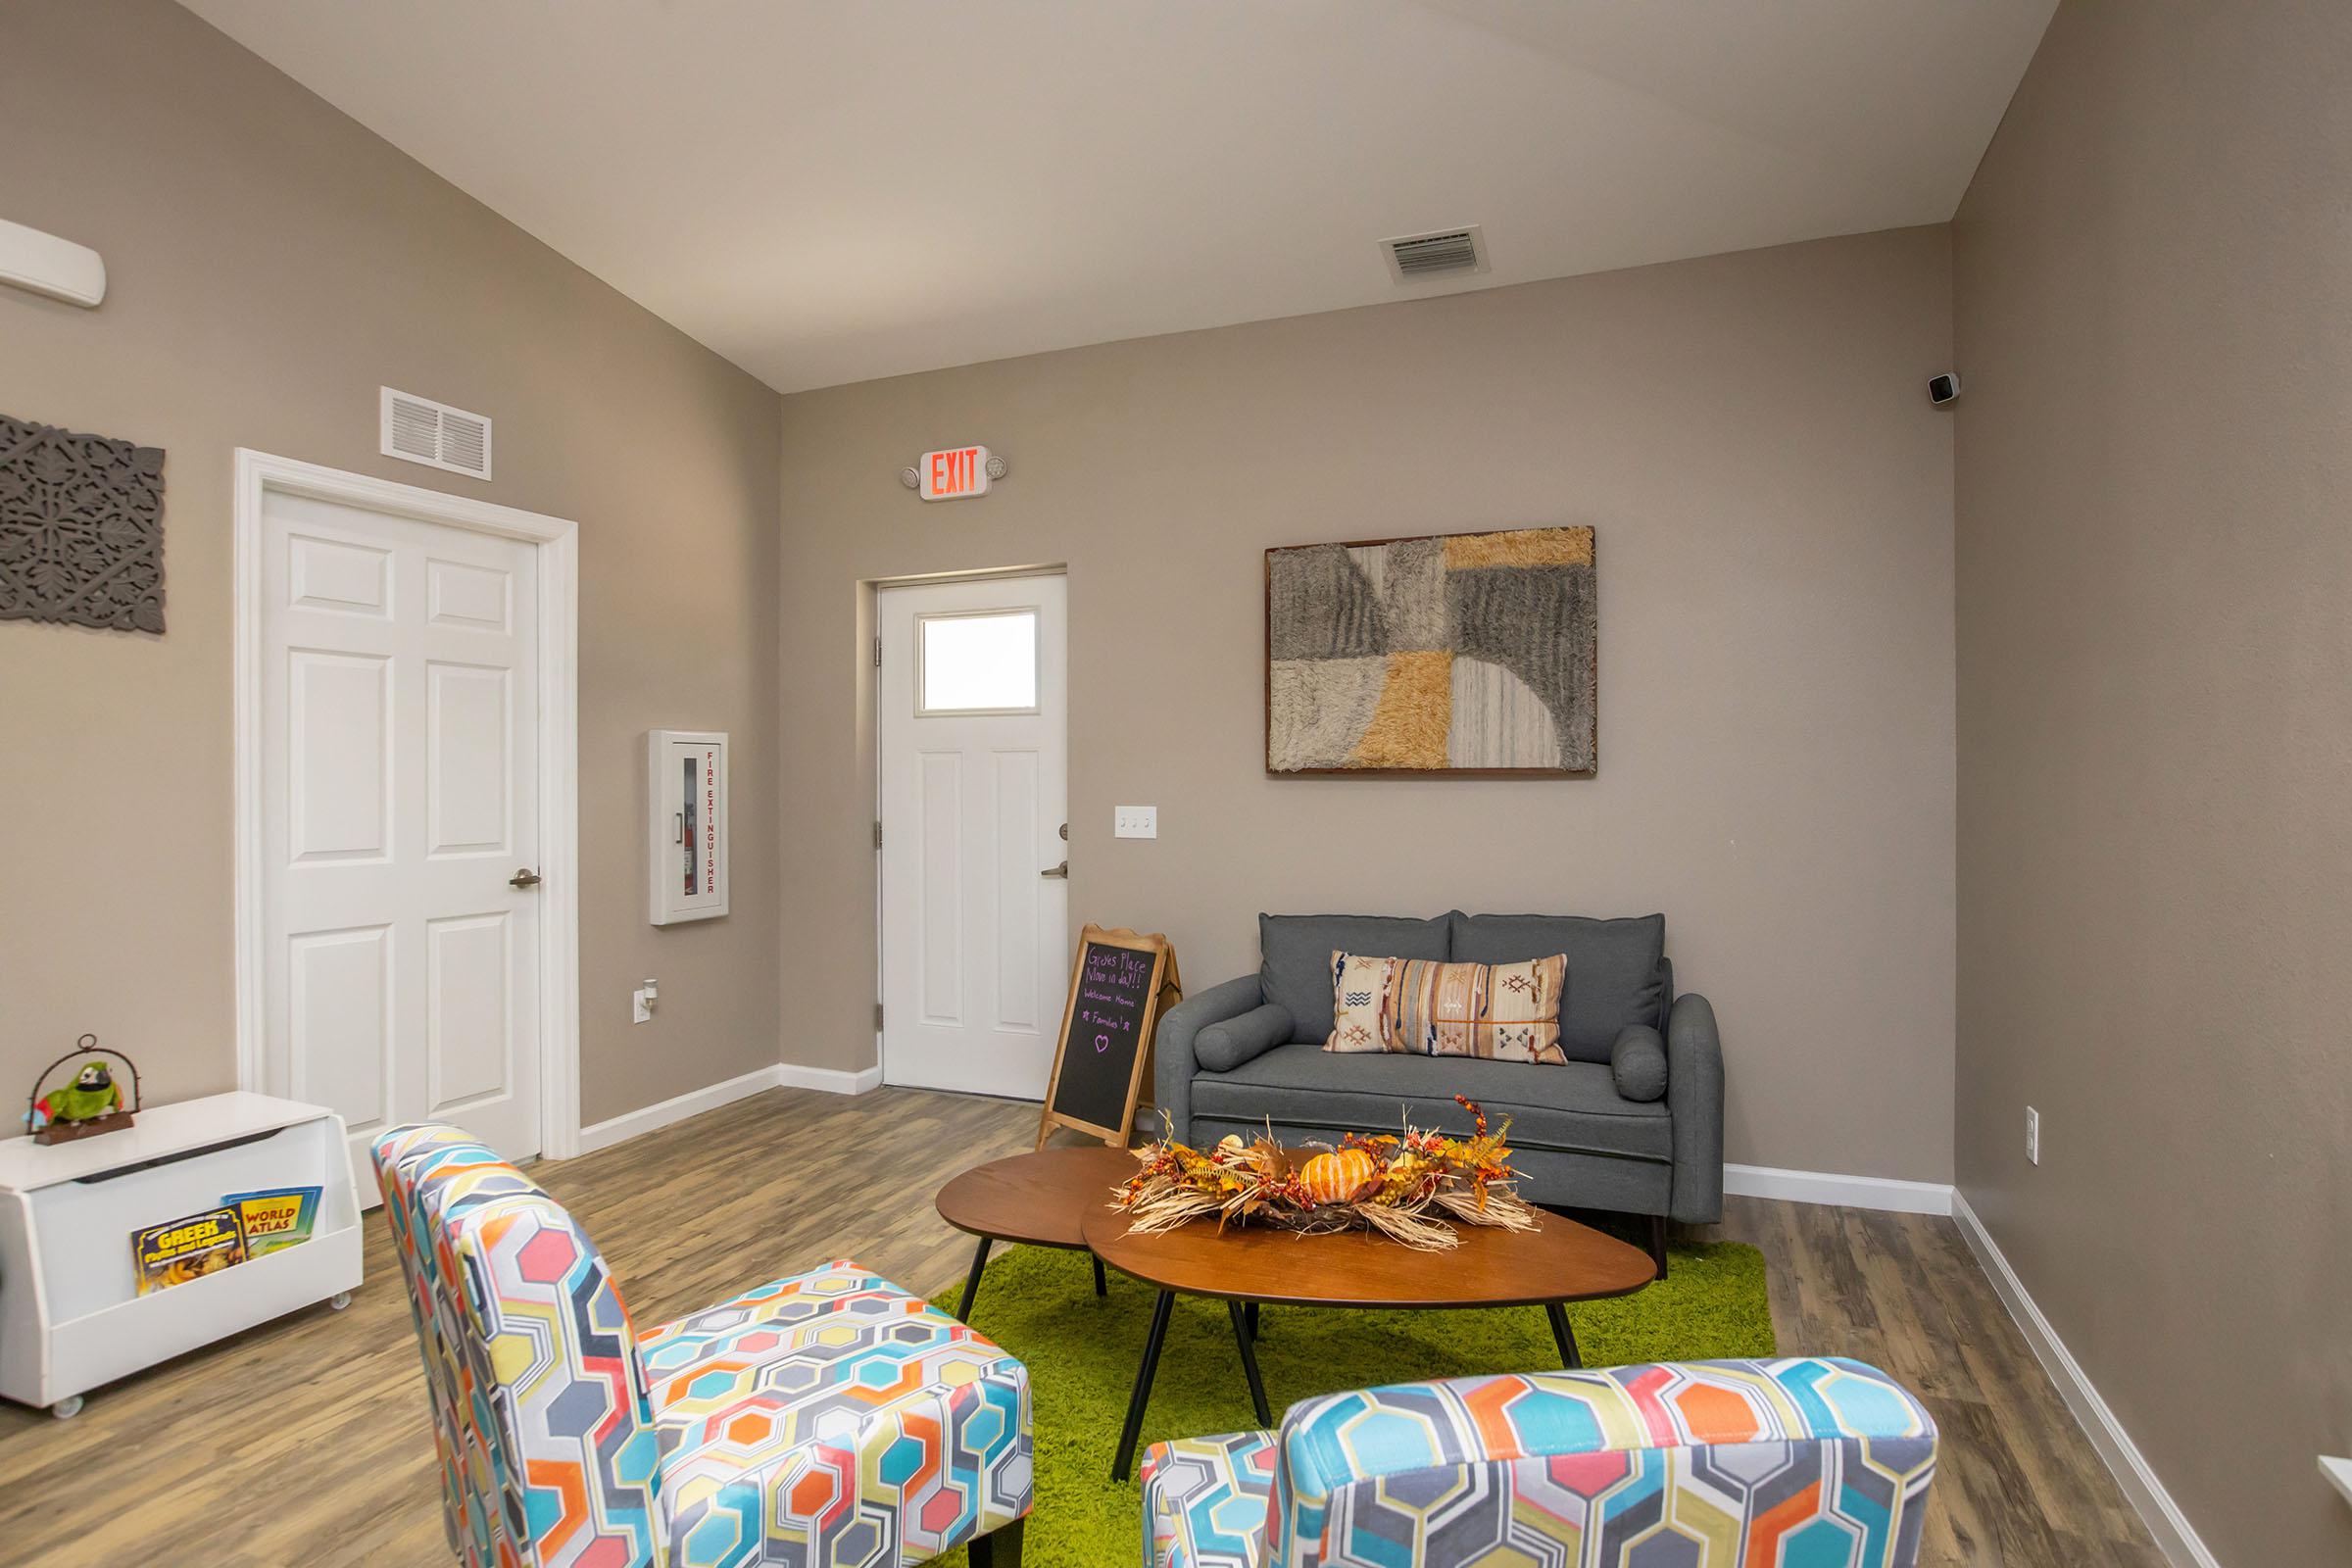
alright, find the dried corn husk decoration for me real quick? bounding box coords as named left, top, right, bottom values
left=1112, top=1095, right=1536, bottom=1251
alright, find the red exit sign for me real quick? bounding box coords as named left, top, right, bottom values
left=918, top=445, right=993, bottom=501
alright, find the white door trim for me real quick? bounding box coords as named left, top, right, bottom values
left=232, top=449, right=583, bottom=1159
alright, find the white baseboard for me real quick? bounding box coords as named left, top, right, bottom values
left=576, top=1058, right=882, bottom=1155
left=1723, top=1162, right=1954, bottom=1215
left=578, top=1064, right=785, bottom=1153
left=1952, top=1191, right=2220, bottom=1568
left=778, top=1060, right=883, bottom=1095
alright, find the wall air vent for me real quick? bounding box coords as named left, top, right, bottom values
left=380, top=386, right=493, bottom=480
left=1379, top=224, right=1490, bottom=284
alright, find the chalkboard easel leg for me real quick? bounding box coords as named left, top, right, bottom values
left=956, top=1236, right=993, bottom=1322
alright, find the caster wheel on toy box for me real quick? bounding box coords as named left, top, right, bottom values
left=51, top=1396, right=83, bottom=1420
left=329, top=1291, right=353, bottom=1311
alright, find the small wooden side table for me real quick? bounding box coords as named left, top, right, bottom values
left=934, top=1145, right=1138, bottom=1322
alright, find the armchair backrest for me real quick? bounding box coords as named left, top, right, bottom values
left=372, top=1124, right=666, bottom=1568
left=1270, top=1356, right=1936, bottom=1568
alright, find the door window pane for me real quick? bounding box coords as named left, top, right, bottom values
left=919, top=611, right=1038, bottom=712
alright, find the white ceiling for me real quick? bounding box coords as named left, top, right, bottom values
left=179, top=0, right=2055, bottom=394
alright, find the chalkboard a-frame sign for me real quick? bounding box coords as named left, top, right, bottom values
left=1037, top=925, right=1183, bottom=1149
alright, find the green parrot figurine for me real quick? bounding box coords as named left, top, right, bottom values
left=35, top=1059, right=122, bottom=1128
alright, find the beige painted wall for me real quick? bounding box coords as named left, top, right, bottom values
left=0, top=0, right=781, bottom=1130
left=1954, top=2, right=2352, bottom=1562
left=777, top=227, right=1958, bottom=1181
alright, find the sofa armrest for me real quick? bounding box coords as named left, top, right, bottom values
left=1667, top=991, right=1725, bottom=1224
left=1271, top=1359, right=1936, bottom=1566
left=1152, top=974, right=1263, bottom=1144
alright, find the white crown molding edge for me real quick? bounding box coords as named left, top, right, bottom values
left=1951, top=1191, right=2221, bottom=1568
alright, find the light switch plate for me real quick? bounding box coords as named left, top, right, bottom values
left=1114, top=805, right=1157, bottom=839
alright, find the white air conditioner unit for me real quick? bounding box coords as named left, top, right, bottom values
left=0, top=219, right=106, bottom=308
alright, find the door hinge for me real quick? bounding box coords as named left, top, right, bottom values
left=874, top=1002, right=884, bottom=1029
left=872, top=819, right=883, bottom=850
left=872, top=635, right=882, bottom=667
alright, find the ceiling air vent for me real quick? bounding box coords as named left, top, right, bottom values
left=1380, top=225, right=1490, bottom=285
left=380, top=386, right=493, bottom=480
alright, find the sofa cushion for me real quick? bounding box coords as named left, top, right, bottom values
left=1449, top=912, right=1666, bottom=1062
left=1325, top=953, right=1568, bottom=1062
left=1260, top=913, right=1449, bottom=1045
left=1191, top=1043, right=1669, bottom=1162
left=1195, top=1004, right=1295, bottom=1073
left=1610, top=1024, right=1668, bottom=1102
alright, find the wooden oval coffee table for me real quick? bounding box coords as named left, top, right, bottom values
left=935, top=1144, right=1138, bottom=1322
left=1082, top=1200, right=1656, bottom=1480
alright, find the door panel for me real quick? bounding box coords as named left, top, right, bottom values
left=426, top=912, right=511, bottom=1112
left=880, top=574, right=1068, bottom=1096
left=288, top=925, right=392, bottom=1135
left=288, top=652, right=390, bottom=862
left=261, top=489, right=541, bottom=1169
left=426, top=662, right=511, bottom=855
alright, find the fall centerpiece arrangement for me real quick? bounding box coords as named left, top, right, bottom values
left=1113, top=1096, right=1538, bottom=1250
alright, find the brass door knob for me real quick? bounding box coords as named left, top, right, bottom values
left=510, top=867, right=543, bottom=889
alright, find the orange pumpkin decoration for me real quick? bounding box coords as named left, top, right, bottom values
left=1299, top=1148, right=1378, bottom=1205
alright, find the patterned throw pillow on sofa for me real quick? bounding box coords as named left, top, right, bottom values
left=1323, top=952, right=1568, bottom=1062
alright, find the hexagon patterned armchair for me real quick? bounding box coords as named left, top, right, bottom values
left=1142, top=1357, right=1936, bottom=1568
left=373, top=1124, right=1032, bottom=1568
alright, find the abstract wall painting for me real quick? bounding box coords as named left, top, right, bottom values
left=1265, top=525, right=1595, bottom=775
left=0, top=413, right=167, bottom=634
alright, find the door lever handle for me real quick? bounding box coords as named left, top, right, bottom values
left=1039, top=860, right=1068, bottom=880
left=510, top=867, right=543, bottom=889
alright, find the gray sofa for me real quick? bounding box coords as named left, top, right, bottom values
left=1154, top=912, right=1723, bottom=1266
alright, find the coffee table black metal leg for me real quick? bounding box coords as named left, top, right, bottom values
left=956, top=1236, right=992, bottom=1322
left=1112, top=1290, right=1177, bottom=1482
left=1228, top=1300, right=1272, bottom=1427
left=1546, top=1302, right=1582, bottom=1369
left=1243, top=1300, right=1259, bottom=1342
left=1093, top=1254, right=1107, bottom=1298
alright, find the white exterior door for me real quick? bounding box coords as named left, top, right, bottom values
left=259, top=488, right=542, bottom=1168
left=879, top=574, right=1069, bottom=1096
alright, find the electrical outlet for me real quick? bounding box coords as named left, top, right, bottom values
left=1114, top=805, right=1157, bottom=839
left=2026, top=1105, right=2039, bottom=1165
left=633, top=978, right=659, bottom=1025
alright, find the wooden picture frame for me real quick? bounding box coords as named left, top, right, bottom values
left=1037, top=925, right=1183, bottom=1149
left=1264, top=525, right=1598, bottom=778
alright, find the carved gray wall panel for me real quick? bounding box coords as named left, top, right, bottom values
left=0, top=413, right=166, bottom=634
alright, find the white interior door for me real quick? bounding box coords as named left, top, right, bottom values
left=879, top=574, right=1069, bottom=1096
left=259, top=488, right=542, bottom=1169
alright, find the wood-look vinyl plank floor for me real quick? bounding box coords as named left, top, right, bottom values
left=0, top=1086, right=2165, bottom=1567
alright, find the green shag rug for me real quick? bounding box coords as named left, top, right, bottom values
left=924, top=1236, right=1774, bottom=1566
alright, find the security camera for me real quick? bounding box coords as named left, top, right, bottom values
left=1928, top=372, right=1961, bottom=406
